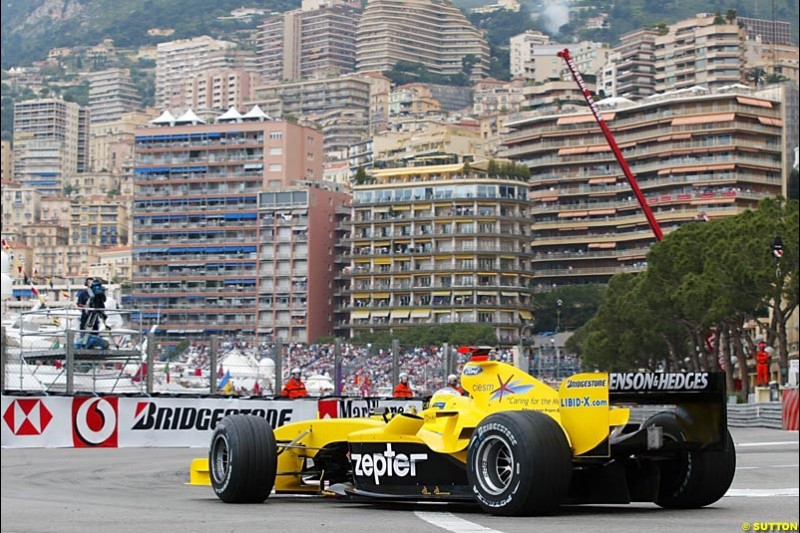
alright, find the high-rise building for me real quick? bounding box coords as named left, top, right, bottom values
left=155, top=37, right=257, bottom=109
left=509, top=30, right=550, bottom=79
left=502, top=89, right=785, bottom=288
left=1, top=140, right=13, bottom=183
left=510, top=33, right=608, bottom=84
left=356, top=0, right=489, bottom=79
left=131, top=111, right=323, bottom=338
left=13, top=98, right=90, bottom=196
left=654, top=14, right=746, bottom=92
left=738, top=17, right=793, bottom=46
left=89, top=110, right=155, bottom=175
left=88, top=68, right=141, bottom=124
left=69, top=195, right=129, bottom=246
left=257, top=185, right=349, bottom=342
left=600, top=29, right=659, bottom=100
left=179, top=69, right=258, bottom=112
left=345, top=163, right=534, bottom=344
left=257, top=0, right=361, bottom=84
left=250, top=74, right=372, bottom=156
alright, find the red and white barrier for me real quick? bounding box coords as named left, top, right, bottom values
left=1, top=395, right=425, bottom=449
left=782, top=389, right=799, bottom=431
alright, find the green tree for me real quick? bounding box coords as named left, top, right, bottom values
left=533, top=285, right=606, bottom=333
left=354, top=165, right=370, bottom=185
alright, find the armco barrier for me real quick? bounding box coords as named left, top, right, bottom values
left=629, top=404, right=787, bottom=430
left=783, top=389, right=799, bottom=431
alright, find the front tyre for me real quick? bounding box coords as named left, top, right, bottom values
left=467, top=411, right=572, bottom=516
left=209, top=414, right=277, bottom=503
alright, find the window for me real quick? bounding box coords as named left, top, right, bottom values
left=269, top=147, right=282, bottom=155
left=269, top=164, right=282, bottom=172
left=269, top=132, right=283, bottom=140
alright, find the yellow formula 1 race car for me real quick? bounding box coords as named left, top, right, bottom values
left=191, top=348, right=735, bottom=516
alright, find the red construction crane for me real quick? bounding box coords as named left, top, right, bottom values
left=557, top=48, right=664, bottom=241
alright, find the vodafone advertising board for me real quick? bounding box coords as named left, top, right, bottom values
left=2, top=396, right=424, bottom=449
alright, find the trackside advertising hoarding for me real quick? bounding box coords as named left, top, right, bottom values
left=1, top=395, right=425, bottom=449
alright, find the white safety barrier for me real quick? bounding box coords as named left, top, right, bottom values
left=0, top=395, right=425, bottom=449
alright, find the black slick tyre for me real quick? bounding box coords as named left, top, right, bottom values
left=209, top=414, right=277, bottom=503
left=645, top=412, right=736, bottom=509
left=467, top=411, right=572, bottom=516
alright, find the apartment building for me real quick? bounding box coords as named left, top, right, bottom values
left=1, top=185, right=41, bottom=233
left=155, top=37, right=257, bottom=109
left=654, top=14, right=746, bottom=92
left=258, top=0, right=361, bottom=84
left=89, top=110, right=154, bottom=175
left=372, top=125, right=487, bottom=167
left=13, top=99, right=90, bottom=196
left=522, top=80, right=594, bottom=114
left=1, top=140, right=13, bottom=183
left=257, top=185, right=349, bottom=342
left=356, top=0, right=489, bottom=79
left=88, top=68, right=141, bottom=124
left=502, top=89, right=784, bottom=288
left=472, top=78, right=525, bottom=116
left=250, top=74, right=372, bottom=156
left=344, top=163, right=534, bottom=344
left=131, top=112, right=323, bottom=337
left=69, top=195, right=129, bottom=246
left=179, top=69, right=259, bottom=112
left=599, top=29, right=659, bottom=99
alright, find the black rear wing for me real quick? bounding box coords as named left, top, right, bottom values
left=609, top=372, right=728, bottom=449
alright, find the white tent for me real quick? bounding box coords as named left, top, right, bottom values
left=217, top=106, right=243, bottom=123
left=242, top=105, right=272, bottom=121
left=151, top=110, right=176, bottom=126
left=175, top=109, right=205, bottom=125
left=220, top=348, right=259, bottom=378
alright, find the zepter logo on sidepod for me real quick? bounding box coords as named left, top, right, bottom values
left=72, top=397, right=118, bottom=447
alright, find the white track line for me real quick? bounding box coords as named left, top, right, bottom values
left=725, top=488, right=800, bottom=497
left=737, top=464, right=799, bottom=470
left=736, top=441, right=799, bottom=447
left=415, top=511, right=505, bottom=533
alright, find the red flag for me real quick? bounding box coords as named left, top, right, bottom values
left=253, top=381, right=261, bottom=395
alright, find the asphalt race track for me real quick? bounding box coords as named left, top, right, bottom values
left=2, top=427, right=798, bottom=533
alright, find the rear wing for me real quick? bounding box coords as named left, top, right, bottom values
left=608, top=372, right=727, bottom=449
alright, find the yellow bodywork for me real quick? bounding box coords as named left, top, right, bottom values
left=189, top=360, right=629, bottom=487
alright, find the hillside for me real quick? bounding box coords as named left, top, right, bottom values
left=2, top=0, right=797, bottom=70
left=1, top=0, right=299, bottom=69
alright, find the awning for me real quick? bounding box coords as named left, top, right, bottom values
left=411, top=309, right=430, bottom=318
left=390, top=310, right=410, bottom=319
left=557, top=112, right=615, bottom=125
left=588, top=242, right=617, bottom=249
left=539, top=196, right=559, bottom=202
left=453, top=291, right=472, bottom=296
left=432, top=291, right=451, bottom=296
left=671, top=113, right=734, bottom=126
left=502, top=291, right=519, bottom=297
left=589, top=209, right=616, bottom=215
left=372, top=310, right=390, bottom=317
left=587, top=145, right=611, bottom=153
left=353, top=293, right=370, bottom=298
left=477, top=291, right=496, bottom=296
left=373, top=241, right=390, bottom=246
left=372, top=293, right=390, bottom=298
left=352, top=310, right=370, bottom=319
left=519, top=310, right=533, bottom=320
left=588, top=177, right=616, bottom=184
left=757, top=116, right=783, bottom=126
left=737, top=96, right=772, bottom=108
left=393, top=205, right=411, bottom=210
left=432, top=310, right=451, bottom=314
left=373, top=258, right=391, bottom=265
left=478, top=272, right=496, bottom=276
left=558, top=146, right=589, bottom=155
left=558, top=211, right=588, bottom=218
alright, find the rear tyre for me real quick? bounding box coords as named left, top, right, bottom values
left=645, top=413, right=736, bottom=509
left=209, top=414, right=277, bottom=503
left=467, top=411, right=572, bottom=516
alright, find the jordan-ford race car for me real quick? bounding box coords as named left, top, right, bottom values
left=190, top=348, right=735, bottom=516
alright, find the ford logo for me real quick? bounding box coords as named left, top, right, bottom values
left=463, top=365, right=483, bottom=376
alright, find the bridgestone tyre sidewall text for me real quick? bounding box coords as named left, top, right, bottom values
left=209, top=414, right=277, bottom=503
left=467, top=411, right=572, bottom=516
left=645, top=412, right=736, bottom=509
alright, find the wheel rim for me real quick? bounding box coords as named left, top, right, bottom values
left=211, top=434, right=230, bottom=484
left=475, top=435, right=515, bottom=495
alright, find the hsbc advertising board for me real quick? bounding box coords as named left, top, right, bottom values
left=1, top=395, right=318, bottom=449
